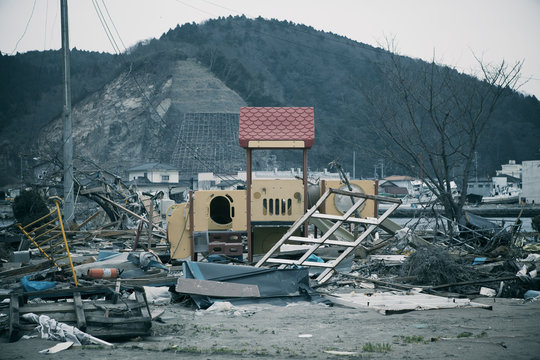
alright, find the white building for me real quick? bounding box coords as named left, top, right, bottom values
left=522, top=160, right=540, bottom=204
left=127, top=162, right=179, bottom=183
left=196, top=169, right=346, bottom=190
left=496, top=160, right=522, bottom=179
left=466, top=177, right=492, bottom=197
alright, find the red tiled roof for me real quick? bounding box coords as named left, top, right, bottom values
left=239, top=107, right=315, bottom=148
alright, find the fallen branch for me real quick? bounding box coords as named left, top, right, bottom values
left=426, top=276, right=519, bottom=290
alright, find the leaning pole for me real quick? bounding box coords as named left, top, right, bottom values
left=61, top=0, right=74, bottom=225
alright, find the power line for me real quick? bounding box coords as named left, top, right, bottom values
left=10, top=0, right=37, bottom=55
left=43, top=0, right=49, bottom=51
left=90, top=0, right=243, bottom=184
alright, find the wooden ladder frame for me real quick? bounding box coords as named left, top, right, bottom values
left=254, top=188, right=401, bottom=284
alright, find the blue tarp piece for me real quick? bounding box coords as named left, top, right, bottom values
left=21, top=276, right=57, bottom=292
left=524, top=290, right=540, bottom=300
left=182, top=261, right=325, bottom=309
left=306, top=254, right=324, bottom=263
left=472, top=257, right=487, bottom=265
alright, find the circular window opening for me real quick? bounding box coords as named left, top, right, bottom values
left=334, top=184, right=366, bottom=214
left=210, top=196, right=232, bottom=225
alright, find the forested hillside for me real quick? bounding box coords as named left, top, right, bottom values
left=1, top=16, right=539, bottom=186
left=0, top=50, right=120, bottom=184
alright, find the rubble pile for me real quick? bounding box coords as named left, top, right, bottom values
left=402, top=248, right=473, bottom=286
left=1, top=187, right=539, bottom=355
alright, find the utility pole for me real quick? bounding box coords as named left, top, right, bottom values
left=352, top=151, right=356, bottom=180
left=19, top=154, right=23, bottom=191
left=474, top=151, right=478, bottom=182
left=61, top=0, right=74, bottom=225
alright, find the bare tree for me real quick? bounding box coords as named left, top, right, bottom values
left=366, top=45, right=523, bottom=222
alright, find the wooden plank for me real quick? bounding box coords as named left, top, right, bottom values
left=135, top=290, right=152, bottom=319
left=176, top=278, right=261, bottom=298
left=86, top=315, right=151, bottom=324
left=324, top=292, right=492, bottom=315
left=311, top=213, right=380, bottom=225
left=0, top=260, right=53, bottom=280
left=73, top=292, right=86, bottom=331
left=19, top=300, right=144, bottom=314
left=150, top=309, right=165, bottom=321
left=265, top=258, right=334, bottom=268
left=88, top=327, right=151, bottom=339
left=287, top=236, right=355, bottom=247
left=9, top=293, right=20, bottom=342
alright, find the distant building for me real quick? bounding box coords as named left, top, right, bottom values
left=492, top=175, right=521, bottom=194
left=496, top=160, right=522, bottom=179
left=382, top=176, right=416, bottom=194
left=379, top=180, right=408, bottom=197
left=196, top=169, right=347, bottom=191
left=522, top=160, right=540, bottom=204
left=127, top=162, right=190, bottom=203
left=127, top=162, right=179, bottom=184
left=466, top=177, right=492, bottom=197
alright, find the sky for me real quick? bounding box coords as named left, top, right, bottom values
left=1, top=0, right=539, bottom=98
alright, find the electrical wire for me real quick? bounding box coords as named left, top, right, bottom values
left=91, top=0, right=243, bottom=184
left=10, top=0, right=37, bottom=55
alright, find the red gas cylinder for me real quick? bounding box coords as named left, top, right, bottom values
left=87, top=268, right=119, bottom=279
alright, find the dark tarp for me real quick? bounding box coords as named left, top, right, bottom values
left=182, top=261, right=326, bottom=309
left=460, top=211, right=501, bottom=233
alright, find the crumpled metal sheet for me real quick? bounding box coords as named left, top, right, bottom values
left=182, top=261, right=318, bottom=308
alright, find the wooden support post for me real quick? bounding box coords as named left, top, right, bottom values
left=73, top=291, right=87, bottom=331
left=374, top=179, right=379, bottom=217
left=246, top=148, right=253, bottom=263
left=147, top=199, right=153, bottom=250
left=9, top=293, right=20, bottom=342
left=189, top=190, right=195, bottom=261
left=135, top=289, right=151, bottom=321
left=303, top=148, right=309, bottom=237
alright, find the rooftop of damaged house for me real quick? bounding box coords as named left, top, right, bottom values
left=1, top=106, right=540, bottom=359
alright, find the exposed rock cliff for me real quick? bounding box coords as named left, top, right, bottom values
left=38, top=59, right=247, bottom=176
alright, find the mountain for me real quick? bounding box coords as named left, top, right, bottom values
left=1, top=16, right=539, bottom=187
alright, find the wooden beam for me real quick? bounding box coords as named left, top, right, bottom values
left=9, top=293, right=20, bottom=342
left=95, top=194, right=166, bottom=234
left=246, top=148, right=252, bottom=262
left=303, top=148, right=308, bottom=237
left=73, top=291, right=86, bottom=331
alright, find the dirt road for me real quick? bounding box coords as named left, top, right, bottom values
left=2, top=296, right=540, bottom=359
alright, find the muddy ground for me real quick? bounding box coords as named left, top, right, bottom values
left=2, top=294, right=540, bottom=360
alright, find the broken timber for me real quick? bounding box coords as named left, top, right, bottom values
left=255, top=189, right=401, bottom=284
left=95, top=194, right=166, bottom=235
left=9, top=286, right=152, bottom=340
left=325, top=291, right=492, bottom=315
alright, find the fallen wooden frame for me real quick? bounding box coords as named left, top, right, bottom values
left=8, top=286, right=152, bottom=341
